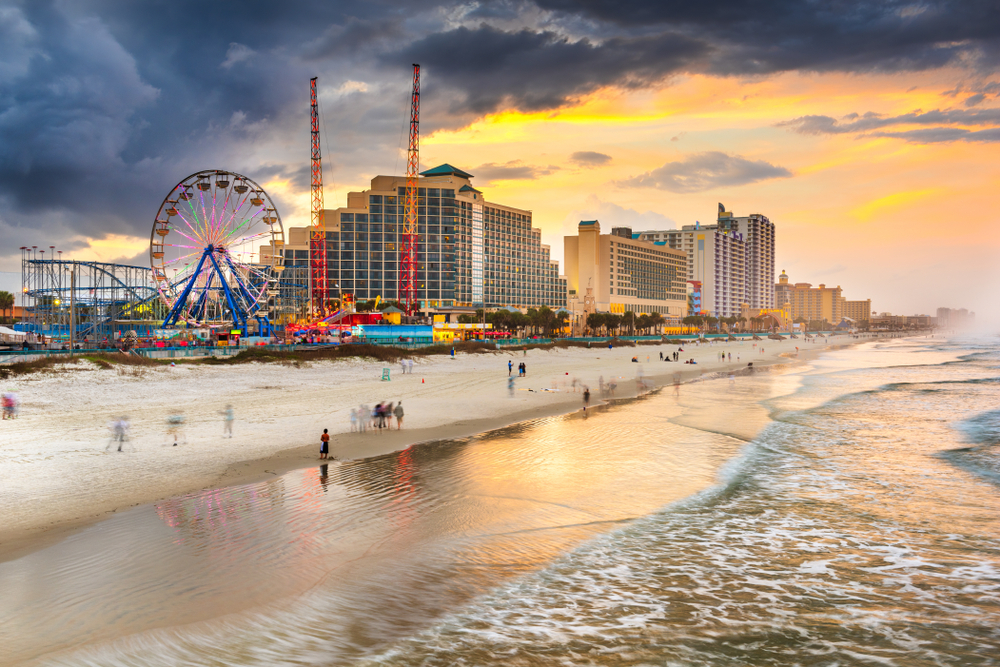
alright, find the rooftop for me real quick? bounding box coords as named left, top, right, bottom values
left=420, top=164, right=474, bottom=179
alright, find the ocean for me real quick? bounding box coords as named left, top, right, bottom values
left=3, top=335, right=999, bottom=666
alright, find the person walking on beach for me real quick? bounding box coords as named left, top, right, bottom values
left=350, top=408, right=358, bottom=432
left=508, top=375, right=515, bottom=397
left=358, top=405, right=369, bottom=433
left=508, top=360, right=513, bottom=376
left=167, top=411, right=186, bottom=446
left=583, top=387, right=590, bottom=413
left=393, top=401, right=404, bottom=429
left=106, top=416, right=130, bottom=452
left=386, top=402, right=395, bottom=428
left=407, top=358, right=414, bottom=374
left=320, top=429, right=330, bottom=459
left=221, top=404, right=234, bottom=438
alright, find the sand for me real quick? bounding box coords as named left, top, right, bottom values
left=0, top=335, right=862, bottom=561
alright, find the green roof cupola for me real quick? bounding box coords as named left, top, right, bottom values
left=419, top=164, right=474, bottom=179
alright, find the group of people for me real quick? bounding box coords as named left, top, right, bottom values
left=1, top=391, right=18, bottom=420
left=508, top=360, right=527, bottom=377
left=349, top=402, right=404, bottom=434
left=598, top=375, right=618, bottom=398
left=659, top=349, right=684, bottom=362
left=399, top=359, right=415, bottom=374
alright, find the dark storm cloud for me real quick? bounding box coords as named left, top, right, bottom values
left=0, top=0, right=397, bottom=265
left=303, top=17, right=405, bottom=61
left=394, top=24, right=707, bottom=114
left=474, top=161, right=559, bottom=183
left=620, top=152, right=792, bottom=193
left=533, top=0, right=1000, bottom=73
left=383, top=0, right=1000, bottom=116
left=570, top=151, right=612, bottom=166
left=3, top=0, right=1000, bottom=269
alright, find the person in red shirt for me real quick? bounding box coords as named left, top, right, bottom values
left=320, top=429, right=330, bottom=459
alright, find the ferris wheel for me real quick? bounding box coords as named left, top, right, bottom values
left=150, top=170, right=284, bottom=330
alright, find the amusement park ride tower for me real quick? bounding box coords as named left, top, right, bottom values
left=309, top=76, right=328, bottom=318
left=399, top=64, right=420, bottom=313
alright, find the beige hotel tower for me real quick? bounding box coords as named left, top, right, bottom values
left=564, top=221, right=688, bottom=328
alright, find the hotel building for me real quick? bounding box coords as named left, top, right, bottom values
left=636, top=205, right=775, bottom=318
left=775, top=270, right=843, bottom=323
left=841, top=299, right=872, bottom=323
left=716, top=208, right=776, bottom=310
left=264, top=165, right=566, bottom=311
left=637, top=224, right=747, bottom=318
left=563, top=221, right=688, bottom=321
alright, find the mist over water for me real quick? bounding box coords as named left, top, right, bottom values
left=3, top=335, right=1000, bottom=666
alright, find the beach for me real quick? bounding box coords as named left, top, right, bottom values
left=5, top=333, right=992, bottom=667
left=0, top=336, right=849, bottom=561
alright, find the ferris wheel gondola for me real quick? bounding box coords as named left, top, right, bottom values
left=150, top=170, right=284, bottom=330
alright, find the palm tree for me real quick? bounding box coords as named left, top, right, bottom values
left=648, top=312, right=664, bottom=335
left=622, top=311, right=636, bottom=336
left=552, top=309, right=569, bottom=336
left=0, top=290, right=13, bottom=325
left=682, top=315, right=703, bottom=332
left=606, top=313, right=622, bottom=337
left=586, top=312, right=604, bottom=335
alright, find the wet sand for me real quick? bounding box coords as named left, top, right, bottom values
left=1, top=352, right=811, bottom=666
left=0, top=335, right=875, bottom=562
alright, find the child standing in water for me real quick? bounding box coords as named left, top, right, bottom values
left=320, top=429, right=330, bottom=459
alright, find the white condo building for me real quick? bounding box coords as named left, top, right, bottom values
left=636, top=204, right=776, bottom=317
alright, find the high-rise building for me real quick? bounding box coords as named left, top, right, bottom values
left=637, top=223, right=747, bottom=318
left=716, top=205, right=776, bottom=310
left=563, top=221, right=688, bottom=323
left=936, top=307, right=975, bottom=329
left=775, top=270, right=843, bottom=323
left=263, top=165, right=566, bottom=311
left=842, top=299, right=872, bottom=323
left=639, top=204, right=781, bottom=317
left=636, top=205, right=775, bottom=318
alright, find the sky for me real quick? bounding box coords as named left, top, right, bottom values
left=1, top=0, right=998, bottom=318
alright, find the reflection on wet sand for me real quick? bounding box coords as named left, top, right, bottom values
left=0, top=370, right=792, bottom=667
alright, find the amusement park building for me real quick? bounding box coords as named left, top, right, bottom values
left=264, top=165, right=566, bottom=311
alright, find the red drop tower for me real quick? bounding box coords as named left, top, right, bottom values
left=309, top=76, right=327, bottom=317
left=398, top=64, right=420, bottom=313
